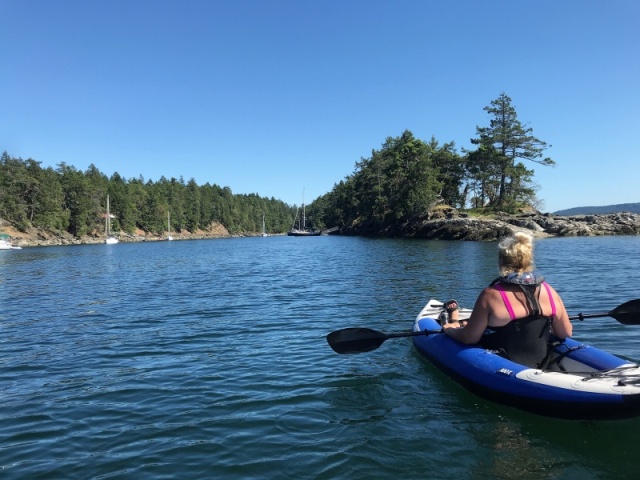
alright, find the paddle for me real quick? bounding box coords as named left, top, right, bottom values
left=326, top=327, right=443, bottom=354
left=326, top=299, right=640, bottom=354
left=571, top=299, right=640, bottom=326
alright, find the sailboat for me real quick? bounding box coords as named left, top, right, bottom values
left=262, top=215, right=268, bottom=237
left=288, top=189, right=321, bottom=237
left=166, top=211, right=174, bottom=241
left=105, top=194, right=119, bottom=244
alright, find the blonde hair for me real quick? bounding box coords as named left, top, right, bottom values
left=498, top=232, right=534, bottom=275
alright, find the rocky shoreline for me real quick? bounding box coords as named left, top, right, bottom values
left=3, top=212, right=640, bottom=247
left=0, top=220, right=236, bottom=248
left=334, top=211, right=640, bottom=241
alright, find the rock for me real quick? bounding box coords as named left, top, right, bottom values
left=334, top=211, right=640, bottom=240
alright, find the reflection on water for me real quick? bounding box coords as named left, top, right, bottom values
left=1, top=236, right=639, bottom=478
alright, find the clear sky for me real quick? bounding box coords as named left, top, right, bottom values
left=1, top=0, right=638, bottom=213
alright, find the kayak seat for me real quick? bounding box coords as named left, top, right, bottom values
left=480, top=316, right=552, bottom=369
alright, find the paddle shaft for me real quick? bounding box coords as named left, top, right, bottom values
left=571, top=312, right=611, bottom=321
left=438, top=302, right=639, bottom=324
left=386, top=329, right=442, bottom=339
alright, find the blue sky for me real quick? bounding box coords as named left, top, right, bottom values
left=1, top=0, right=638, bottom=213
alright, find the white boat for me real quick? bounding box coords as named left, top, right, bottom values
left=0, top=233, right=22, bottom=250
left=262, top=215, right=268, bottom=237
left=167, top=211, right=174, bottom=241
left=104, top=195, right=119, bottom=244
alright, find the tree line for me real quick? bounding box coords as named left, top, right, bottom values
left=307, top=93, right=554, bottom=230
left=0, top=155, right=297, bottom=236
left=1, top=93, right=553, bottom=236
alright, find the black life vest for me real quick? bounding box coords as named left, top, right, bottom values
left=479, top=272, right=553, bottom=368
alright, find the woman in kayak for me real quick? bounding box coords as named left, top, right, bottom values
left=442, top=232, right=573, bottom=368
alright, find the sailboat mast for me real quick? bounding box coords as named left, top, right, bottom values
left=302, top=189, right=306, bottom=229
left=104, top=194, right=119, bottom=244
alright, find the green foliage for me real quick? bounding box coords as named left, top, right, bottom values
left=468, top=92, right=553, bottom=207
left=0, top=151, right=295, bottom=236
left=309, top=93, right=553, bottom=229
left=313, top=130, right=451, bottom=228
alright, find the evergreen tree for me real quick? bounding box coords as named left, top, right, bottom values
left=470, top=93, right=553, bottom=207
left=185, top=178, right=201, bottom=232
left=429, top=137, right=464, bottom=208
left=317, top=130, right=442, bottom=228
left=57, top=163, right=94, bottom=237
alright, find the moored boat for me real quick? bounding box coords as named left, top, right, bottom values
left=412, top=299, right=640, bottom=420
left=288, top=189, right=322, bottom=236
left=287, top=228, right=321, bottom=237
left=0, top=233, right=22, bottom=250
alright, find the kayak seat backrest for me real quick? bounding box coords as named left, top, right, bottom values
left=479, top=316, right=552, bottom=368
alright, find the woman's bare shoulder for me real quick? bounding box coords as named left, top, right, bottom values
left=477, top=286, right=501, bottom=300
left=472, top=286, right=501, bottom=310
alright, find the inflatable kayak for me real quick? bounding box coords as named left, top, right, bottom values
left=412, top=299, right=640, bottom=420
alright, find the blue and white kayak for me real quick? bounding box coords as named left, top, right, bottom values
left=412, top=299, right=640, bottom=420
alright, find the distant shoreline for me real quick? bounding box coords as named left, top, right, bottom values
left=3, top=212, right=640, bottom=248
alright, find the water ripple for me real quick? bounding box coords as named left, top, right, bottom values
left=1, top=236, right=639, bottom=478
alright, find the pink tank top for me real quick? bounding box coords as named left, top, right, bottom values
left=493, top=282, right=556, bottom=321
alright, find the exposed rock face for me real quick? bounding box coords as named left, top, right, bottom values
left=335, top=211, right=640, bottom=241
left=0, top=220, right=233, bottom=248
left=501, top=212, right=640, bottom=238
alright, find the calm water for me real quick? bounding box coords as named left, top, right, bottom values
left=1, top=235, right=640, bottom=479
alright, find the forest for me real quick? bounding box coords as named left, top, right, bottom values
left=1, top=93, right=554, bottom=237
left=0, top=155, right=297, bottom=236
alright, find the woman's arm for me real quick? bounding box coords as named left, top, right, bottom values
left=442, top=289, right=492, bottom=344
left=547, top=285, right=573, bottom=338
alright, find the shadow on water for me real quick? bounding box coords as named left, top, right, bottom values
left=466, top=410, right=640, bottom=480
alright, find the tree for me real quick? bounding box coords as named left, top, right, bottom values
left=464, top=144, right=502, bottom=208
left=185, top=178, right=201, bottom=232
left=29, top=162, right=67, bottom=230
left=470, top=93, right=554, bottom=207
left=109, top=172, right=133, bottom=233
left=57, top=163, right=94, bottom=236
left=315, top=130, right=442, bottom=228
left=0, top=153, right=32, bottom=230
left=357, top=130, right=440, bottom=222
left=429, top=137, right=464, bottom=209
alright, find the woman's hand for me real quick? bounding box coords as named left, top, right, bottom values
left=442, top=320, right=467, bottom=329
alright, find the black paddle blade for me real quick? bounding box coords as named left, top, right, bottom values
left=610, top=299, right=640, bottom=325
left=326, top=327, right=389, bottom=354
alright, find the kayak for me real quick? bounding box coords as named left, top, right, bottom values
left=412, top=299, right=640, bottom=420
